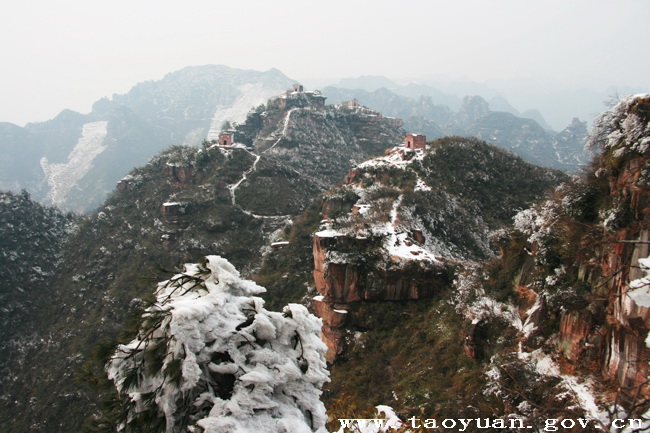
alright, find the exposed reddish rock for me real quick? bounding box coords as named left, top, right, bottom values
left=313, top=235, right=362, bottom=304
left=164, top=164, right=195, bottom=188
left=462, top=327, right=476, bottom=359
left=558, top=311, right=593, bottom=361
left=602, top=327, right=650, bottom=389
left=321, top=325, right=346, bottom=364
left=594, top=156, right=650, bottom=391
left=312, top=231, right=448, bottom=362
left=552, top=154, right=650, bottom=393
left=609, top=157, right=650, bottom=221
left=313, top=233, right=442, bottom=303
left=312, top=298, right=347, bottom=328
left=411, top=230, right=425, bottom=244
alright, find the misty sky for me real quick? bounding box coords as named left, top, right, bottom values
left=1, top=0, right=649, bottom=126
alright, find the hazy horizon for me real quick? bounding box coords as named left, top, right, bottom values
left=1, top=0, right=648, bottom=128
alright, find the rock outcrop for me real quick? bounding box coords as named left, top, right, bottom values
left=313, top=233, right=443, bottom=303
left=312, top=230, right=449, bottom=363
left=568, top=96, right=650, bottom=391
left=496, top=94, right=650, bottom=397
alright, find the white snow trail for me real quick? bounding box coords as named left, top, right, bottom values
left=265, top=108, right=296, bottom=153
left=228, top=152, right=260, bottom=206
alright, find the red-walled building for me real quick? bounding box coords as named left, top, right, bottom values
left=404, top=133, right=426, bottom=149
left=218, top=133, right=233, bottom=146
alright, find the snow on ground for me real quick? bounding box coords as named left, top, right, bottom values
left=265, top=107, right=297, bottom=152
left=521, top=295, right=542, bottom=338
left=40, top=120, right=109, bottom=207
left=315, top=229, right=345, bottom=238
left=357, top=146, right=427, bottom=170
left=414, top=178, right=431, bottom=192
left=316, top=194, right=439, bottom=264
left=207, top=83, right=286, bottom=140
left=316, top=145, right=442, bottom=265
left=384, top=195, right=439, bottom=263
left=519, top=349, right=609, bottom=424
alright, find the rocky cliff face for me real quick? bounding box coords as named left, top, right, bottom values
left=557, top=152, right=650, bottom=391
left=312, top=231, right=450, bottom=362
left=559, top=96, right=650, bottom=392
left=458, top=94, right=650, bottom=416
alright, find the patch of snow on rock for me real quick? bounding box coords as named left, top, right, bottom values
left=628, top=255, right=650, bottom=308
left=207, top=83, right=286, bottom=141
left=40, top=120, right=109, bottom=207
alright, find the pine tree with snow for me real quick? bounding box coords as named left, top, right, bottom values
left=97, top=255, right=329, bottom=433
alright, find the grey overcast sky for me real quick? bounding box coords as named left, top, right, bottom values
left=1, top=0, right=649, bottom=126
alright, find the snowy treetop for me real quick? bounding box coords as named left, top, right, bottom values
left=588, top=93, right=650, bottom=156
left=106, top=255, right=329, bottom=433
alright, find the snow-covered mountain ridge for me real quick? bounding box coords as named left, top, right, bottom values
left=311, top=136, right=567, bottom=362
left=1, top=65, right=594, bottom=212
left=323, top=88, right=590, bottom=171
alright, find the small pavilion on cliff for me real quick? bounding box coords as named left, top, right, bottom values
left=218, top=132, right=233, bottom=146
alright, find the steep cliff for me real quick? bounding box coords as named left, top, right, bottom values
left=568, top=95, right=650, bottom=391
left=313, top=97, right=650, bottom=429
left=454, top=94, right=650, bottom=422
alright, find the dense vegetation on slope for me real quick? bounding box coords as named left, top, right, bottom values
left=0, top=191, right=76, bottom=428
left=323, top=136, right=567, bottom=261
left=0, top=190, right=75, bottom=321
left=0, top=145, right=297, bottom=432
